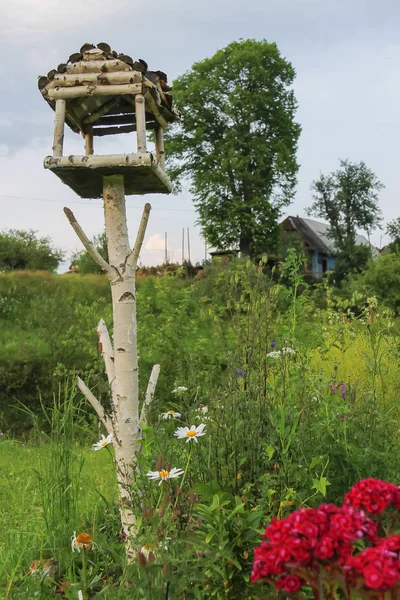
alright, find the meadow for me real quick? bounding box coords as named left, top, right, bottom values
left=1, top=256, right=400, bottom=598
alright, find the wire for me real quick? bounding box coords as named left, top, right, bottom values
left=0, top=194, right=197, bottom=213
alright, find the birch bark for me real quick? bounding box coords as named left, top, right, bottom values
left=102, top=175, right=141, bottom=559
left=64, top=179, right=159, bottom=562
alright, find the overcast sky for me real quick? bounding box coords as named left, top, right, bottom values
left=0, top=0, right=398, bottom=268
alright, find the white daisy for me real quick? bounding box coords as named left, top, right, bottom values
left=140, top=543, right=157, bottom=560
left=78, top=592, right=83, bottom=600
left=196, top=404, right=208, bottom=414
left=174, top=424, right=206, bottom=443
left=92, top=432, right=113, bottom=451
left=140, top=538, right=170, bottom=561
left=146, top=467, right=184, bottom=485
left=172, top=386, right=188, bottom=395
left=161, top=410, right=181, bottom=420
left=267, top=347, right=295, bottom=359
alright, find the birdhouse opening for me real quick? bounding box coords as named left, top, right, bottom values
left=38, top=43, right=177, bottom=198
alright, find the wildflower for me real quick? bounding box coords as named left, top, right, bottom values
left=172, top=386, right=188, bottom=395
left=78, top=592, right=83, bottom=600
left=251, top=504, right=376, bottom=585
left=276, top=575, right=303, bottom=592
left=92, top=432, right=113, bottom=451
left=329, top=384, right=337, bottom=392
left=71, top=532, right=96, bottom=552
left=161, top=410, right=181, bottom=420
left=196, top=403, right=208, bottom=414
left=146, top=467, right=184, bottom=485
left=174, top=423, right=206, bottom=443
left=140, top=543, right=157, bottom=561
left=340, top=381, right=346, bottom=398
left=267, top=348, right=295, bottom=359
left=337, top=414, right=345, bottom=422
left=344, top=479, right=400, bottom=515
left=344, top=538, right=400, bottom=590
left=235, top=368, right=245, bottom=378
left=270, top=341, right=276, bottom=349
left=28, top=559, right=57, bottom=578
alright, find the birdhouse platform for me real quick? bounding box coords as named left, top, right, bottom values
left=38, top=43, right=177, bottom=198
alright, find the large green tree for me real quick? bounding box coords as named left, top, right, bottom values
left=166, top=39, right=301, bottom=256
left=0, top=229, right=63, bottom=272
left=307, top=160, right=383, bottom=274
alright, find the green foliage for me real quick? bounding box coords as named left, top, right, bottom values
left=339, top=249, right=400, bottom=313
left=0, top=272, right=110, bottom=430
left=308, top=159, right=383, bottom=278
left=386, top=216, right=400, bottom=252
left=166, top=39, right=301, bottom=256
left=1, top=255, right=400, bottom=597
left=386, top=216, right=400, bottom=243
left=0, top=229, right=63, bottom=272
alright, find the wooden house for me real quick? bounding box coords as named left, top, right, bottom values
left=281, top=216, right=375, bottom=279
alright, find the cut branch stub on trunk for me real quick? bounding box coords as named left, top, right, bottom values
left=63, top=207, right=116, bottom=278
left=127, top=203, right=151, bottom=270
left=140, top=364, right=161, bottom=425
left=96, top=318, right=115, bottom=387
left=76, top=376, right=112, bottom=433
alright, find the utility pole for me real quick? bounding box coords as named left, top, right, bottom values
left=187, top=227, right=191, bottom=264
left=182, top=227, right=185, bottom=264
left=164, top=231, right=168, bottom=264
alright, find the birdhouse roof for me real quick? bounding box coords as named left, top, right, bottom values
left=38, top=42, right=177, bottom=136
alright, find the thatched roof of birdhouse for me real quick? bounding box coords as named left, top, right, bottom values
left=38, top=42, right=177, bottom=137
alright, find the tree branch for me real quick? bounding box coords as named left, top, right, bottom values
left=76, top=376, right=112, bottom=433
left=63, top=207, right=115, bottom=278
left=140, top=364, right=160, bottom=425
left=96, top=318, right=115, bottom=388
left=127, top=203, right=151, bottom=270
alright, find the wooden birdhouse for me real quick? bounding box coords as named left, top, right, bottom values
left=38, top=43, right=177, bottom=198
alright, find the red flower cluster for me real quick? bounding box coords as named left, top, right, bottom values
left=344, top=536, right=400, bottom=590
left=251, top=504, right=376, bottom=587
left=344, top=478, right=400, bottom=515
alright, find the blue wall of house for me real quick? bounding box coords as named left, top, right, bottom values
left=327, top=256, right=336, bottom=271
left=312, top=251, right=321, bottom=277
left=311, top=251, right=337, bottom=278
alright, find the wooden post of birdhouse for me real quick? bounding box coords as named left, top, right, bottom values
left=38, top=43, right=176, bottom=561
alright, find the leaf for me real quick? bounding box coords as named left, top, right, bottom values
left=265, top=444, right=275, bottom=460
left=309, top=456, right=322, bottom=470
left=194, top=480, right=225, bottom=499
left=205, top=532, right=215, bottom=544
left=312, top=476, right=331, bottom=497
left=228, top=503, right=245, bottom=519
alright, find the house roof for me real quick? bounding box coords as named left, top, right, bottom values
left=282, top=216, right=377, bottom=256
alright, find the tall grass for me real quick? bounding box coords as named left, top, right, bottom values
left=0, top=262, right=399, bottom=597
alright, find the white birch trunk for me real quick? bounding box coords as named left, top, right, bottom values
left=64, top=186, right=157, bottom=563
left=103, top=175, right=140, bottom=560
